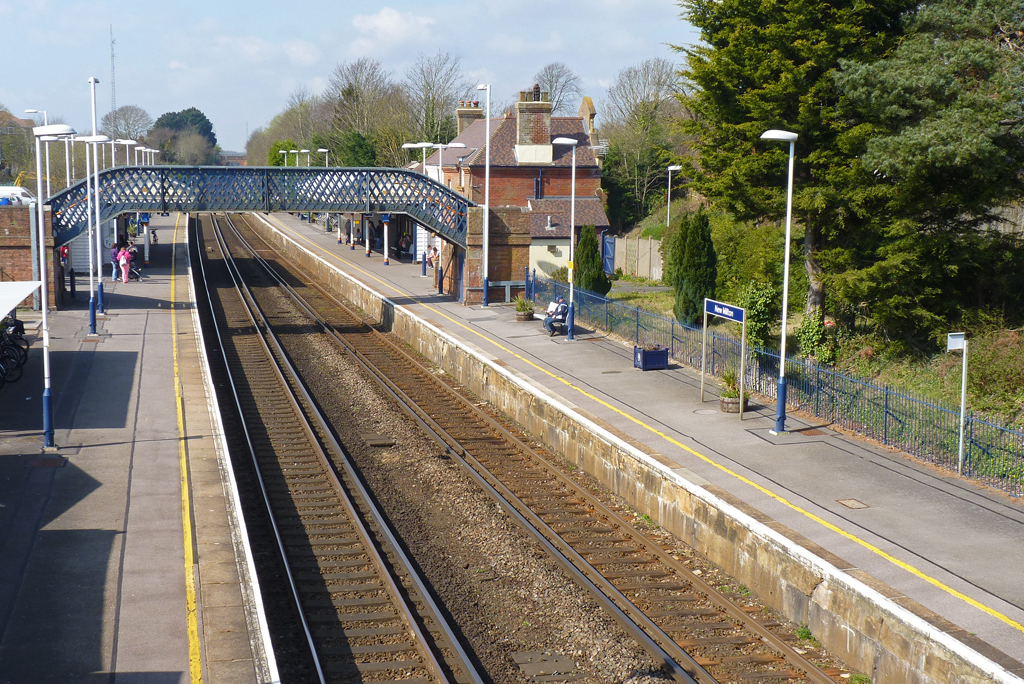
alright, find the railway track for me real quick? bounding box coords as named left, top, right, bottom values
left=193, top=213, right=482, bottom=684
left=217, top=210, right=844, bottom=684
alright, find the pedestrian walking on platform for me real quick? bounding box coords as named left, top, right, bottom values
left=110, top=244, right=120, bottom=282
left=118, top=246, right=130, bottom=283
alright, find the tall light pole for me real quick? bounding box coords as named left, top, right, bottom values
left=477, top=83, right=491, bottom=306
left=117, top=139, right=136, bottom=166
left=25, top=109, right=48, bottom=125
left=88, top=77, right=107, bottom=315
left=135, top=146, right=145, bottom=165
left=761, top=129, right=798, bottom=434
left=33, top=123, right=75, bottom=450
left=432, top=142, right=465, bottom=184
left=279, top=150, right=287, bottom=166
left=79, top=134, right=107, bottom=331
left=553, top=137, right=579, bottom=340
left=317, top=148, right=329, bottom=167
left=401, top=141, right=432, bottom=174
left=290, top=149, right=299, bottom=166
left=666, top=165, right=682, bottom=229
left=39, top=135, right=59, bottom=198
left=63, top=136, right=71, bottom=186
left=150, top=149, right=159, bottom=165
left=301, top=148, right=311, bottom=166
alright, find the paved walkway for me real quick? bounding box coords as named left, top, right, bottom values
left=266, top=211, right=1024, bottom=671
left=0, top=215, right=268, bottom=683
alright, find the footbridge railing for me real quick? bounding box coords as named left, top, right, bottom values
left=47, top=166, right=475, bottom=249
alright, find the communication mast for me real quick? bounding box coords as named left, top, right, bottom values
left=110, top=25, right=116, bottom=114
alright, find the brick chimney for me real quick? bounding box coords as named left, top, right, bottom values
left=515, top=83, right=553, bottom=164
left=456, top=100, right=484, bottom=135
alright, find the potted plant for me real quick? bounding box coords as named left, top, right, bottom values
left=719, top=369, right=748, bottom=412
left=514, top=294, right=534, bottom=322
left=634, top=343, right=669, bottom=371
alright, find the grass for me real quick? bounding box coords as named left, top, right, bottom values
left=849, top=674, right=871, bottom=684
left=796, top=624, right=816, bottom=642
left=608, top=288, right=675, bottom=318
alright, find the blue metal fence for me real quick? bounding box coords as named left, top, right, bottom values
left=532, top=276, right=1024, bottom=496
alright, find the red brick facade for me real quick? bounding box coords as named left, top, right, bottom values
left=0, top=206, right=58, bottom=310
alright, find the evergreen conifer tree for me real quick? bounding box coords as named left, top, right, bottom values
left=575, top=225, right=612, bottom=296
left=674, top=209, right=716, bottom=325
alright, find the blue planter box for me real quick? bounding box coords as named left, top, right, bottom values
left=634, top=346, right=669, bottom=371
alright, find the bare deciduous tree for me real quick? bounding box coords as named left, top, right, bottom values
left=174, top=132, right=211, bottom=165
left=328, top=58, right=400, bottom=138
left=404, top=50, right=472, bottom=143
left=603, top=58, right=682, bottom=126
left=101, top=105, right=153, bottom=140
left=533, top=62, right=583, bottom=115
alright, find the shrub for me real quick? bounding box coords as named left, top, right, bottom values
left=795, top=309, right=838, bottom=365
left=674, top=208, right=717, bottom=325
left=575, top=225, right=612, bottom=296
left=739, top=281, right=778, bottom=348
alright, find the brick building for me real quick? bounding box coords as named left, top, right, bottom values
left=424, top=85, right=609, bottom=302
left=0, top=205, right=60, bottom=311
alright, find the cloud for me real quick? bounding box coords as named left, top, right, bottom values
left=282, top=40, right=320, bottom=67
left=349, top=7, right=435, bottom=55
left=168, top=60, right=187, bottom=70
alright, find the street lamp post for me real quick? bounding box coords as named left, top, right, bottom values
left=117, top=139, right=136, bottom=167
left=279, top=150, right=287, bottom=166
left=79, top=135, right=106, bottom=331
left=150, top=149, right=159, bottom=165
left=87, top=77, right=108, bottom=315
left=477, top=83, right=491, bottom=306
left=39, top=135, right=58, bottom=199
left=63, top=136, right=71, bottom=187
left=317, top=148, right=329, bottom=167
left=666, top=165, right=682, bottom=229
left=301, top=148, right=311, bottom=167
left=25, top=109, right=48, bottom=125
left=290, top=149, right=299, bottom=166
left=760, top=129, right=798, bottom=434
left=432, top=142, right=465, bottom=184
left=553, top=137, right=579, bottom=340
left=401, top=141, right=432, bottom=175
left=33, top=123, right=76, bottom=449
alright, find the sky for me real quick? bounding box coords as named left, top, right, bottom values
left=2, top=0, right=699, bottom=152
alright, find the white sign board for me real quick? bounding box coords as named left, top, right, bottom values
left=946, top=332, right=965, bottom=351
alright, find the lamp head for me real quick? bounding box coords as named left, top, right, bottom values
left=116, top=139, right=138, bottom=145
left=668, top=165, right=683, bottom=171
left=25, top=109, right=39, bottom=114
left=290, top=149, right=298, bottom=153
left=476, top=83, right=489, bottom=91
left=552, top=137, right=578, bottom=146
left=33, top=124, right=77, bottom=138
left=760, top=129, right=798, bottom=142
left=39, top=136, right=60, bottom=142
left=317, top=148, right=328, bottom=153
left=300, top=149, right=310, bottom=153
left=77, top=134, right=110, bottom=143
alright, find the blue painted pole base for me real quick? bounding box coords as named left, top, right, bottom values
left=567, top=303, right=576, bottom=340
left=97, top=282, right=105, bottom=314
left=89, top=296, right=97, bottom=335
left=421, top=254, right=427, bottom=277
left=773, top=378, right=788, bottom=434
left=42, top=388, right=54, bottom=448
left=483, top=276, right=489, bottom=306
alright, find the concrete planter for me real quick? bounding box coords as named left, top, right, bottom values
left=634, top=346, right=669, bottom=371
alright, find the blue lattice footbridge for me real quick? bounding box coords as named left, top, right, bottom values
left=48, top=166, right=474, bottom=249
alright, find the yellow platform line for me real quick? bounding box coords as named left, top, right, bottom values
left=268, top=215, right=1024, bottom=635
left=172, top=213, right=204, bottom=683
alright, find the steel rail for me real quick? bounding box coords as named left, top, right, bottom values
left=226, top=214, right=706, bottom=684
left=232, top=211, right=843, bottom=684
left=200, top=213, right=461, bottom=684
left=220, top=213, right=485, bottom=684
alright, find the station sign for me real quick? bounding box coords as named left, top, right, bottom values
left=380, top=213, right=390, bottom=223
left=705, top=298, right=744, bottom=323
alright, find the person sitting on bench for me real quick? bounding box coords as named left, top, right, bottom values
left=544, top=296, right=568, bottom=336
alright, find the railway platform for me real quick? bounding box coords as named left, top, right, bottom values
left=263, top=211, right=1024, bottom=677
left=0, top=214, right=272, bottom=684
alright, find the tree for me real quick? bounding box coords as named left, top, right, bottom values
left=824, top=0, right=1024, bottom=343
left=153, top=107, right=217, bottom=148
left=678, top=0, right=915, bottom=318
left=405, top=51, right=471, bottom=143
left=575, top=225, right=612, bottom=295
left=329, top=58, right=400, bottom=137
left=268, top=139, right=297, bottom=166
left=174, top=132, right=213, bottom=165
left=337, top=130, right=377, bottom=167
left=662, top=213, right=688, bottom=292
left=533, top=62, right=583, bottom=115
left=101, top=105, right=153, bottom=140
left=601, top=58, right=687, bottom=230
left=674, top=209, right=717, bottom=325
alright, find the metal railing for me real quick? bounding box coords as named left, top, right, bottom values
left=531, top=276, right=1024, bottom=496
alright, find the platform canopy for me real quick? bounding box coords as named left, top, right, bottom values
left=0, top=281, right=41, bottom=315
